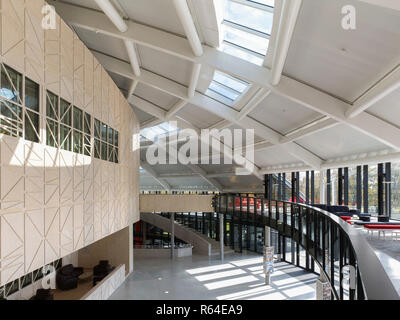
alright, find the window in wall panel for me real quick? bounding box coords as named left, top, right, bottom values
left=108, top=144, right=113, bottom=162
left=84, top=134, right=91, bottom=156
left=60, top=124, right=72, bottom=151
left=94, top=118, right=101, bottom=139
left=33, top=268, right=43, bottom=282
left=73, top=130, right=83, bottom=154
left=114, top=147, right=119, bottom=163
left=392, top=162, right=400, bottom=220
left=73, top=106, right=83, bottom=131
left=25, top=109, right=39, bottom=143
left=108, top=127, right=114, bottom=144
left=114, top=130, right=119, bottom=147
left=46, top=118, right=58, bottom=148
left=46, top=91, right=58, bottom=120
left=94, top=139, right=101, bottom=159
left=101, top=141, right=108, bottom=160
left=25, top=78, right=39, bottom=112
left=5, top=279, right=19, bottom=297
left=348, top=167, right=357, bottom=209
left=101, top=122, right=108, bottom=142
left=368, top=165, right=378, bottom=215
left=225, top=1, right=273, bottom=35
left=84, top=113, right=91, bottom=135
left=0, top=101, right=23, bottom=137
left=60, top=98, right=72, bottom=126
left=21, top=273, right=32, bottom=289
left=1, top=64, right=22, bottom=104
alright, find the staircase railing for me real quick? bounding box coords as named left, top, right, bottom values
left=214, top=194, right=399, bottom=300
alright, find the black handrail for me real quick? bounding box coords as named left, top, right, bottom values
left=214, top=194, right=399, bottom=300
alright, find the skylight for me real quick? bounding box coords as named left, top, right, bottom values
left=140, top=122, right=180, bottom=142
left=205, top=71, right=249, bottom=106
left=220, top=0, right=275, bottom=66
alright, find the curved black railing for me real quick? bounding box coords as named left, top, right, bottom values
left=214, top=194, right=399, bottom=300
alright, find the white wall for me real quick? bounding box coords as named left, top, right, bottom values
left=0, top=0, right=140, bottom=288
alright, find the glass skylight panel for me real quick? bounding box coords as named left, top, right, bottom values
left=220, top=43, right=265, bottom=65
left=219, top=0, right=274, bottom=66
left=140, top=122, right=180, bottom=142
left=205, top=71, right=249, bottom=106
left=223, top=24, right=269, bottom=56
left=249, top=0, right=275, bottom=8
left=225, top=1, right=274, bottom=35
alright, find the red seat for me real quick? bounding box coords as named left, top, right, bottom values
left=364, top=224, right=400, bottom=230
left=340, top=216, right=352, bottom=221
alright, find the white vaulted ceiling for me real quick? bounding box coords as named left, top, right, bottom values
left=51, top=0, right=400, bottom=193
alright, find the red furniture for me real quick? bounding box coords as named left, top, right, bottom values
left=364, top=225, right=400, bottom=230
left=340, top=216, right=352, bottom=221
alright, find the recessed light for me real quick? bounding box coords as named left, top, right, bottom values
left=157, top=277, right=163, bottom=280
left=164, top=291, right=169, bottom=294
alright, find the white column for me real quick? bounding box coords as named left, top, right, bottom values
left=219, top=213, right=224, bottom=261
left=265, top=226, right=271, bottom=246
left=171, top=213, right=175, bottom=258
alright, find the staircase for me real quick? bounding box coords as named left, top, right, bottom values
left=174, top=220, right=235, bottom=257
left=140, top=212, right=234, bottom=256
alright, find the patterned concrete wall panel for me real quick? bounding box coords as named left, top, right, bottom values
left=1, top=137, right=25, bottom=210
left=24, top=0, right=45, bottom=84
left=101, top=69, right=109, bottom=124
left=44, top=207, right=60, bottom=265
left=25, top=142, right=44, bottom=209
left=60, top=205, right=73, bottom=256
left=0, top=211, right=24, bottom=285
left=83, top=201, right=94, bottom=246
left=25, top=208, right=44, bottom=273
left=73, top=35, right=84, bottom=109
left=73, top=203, right=84, bottom=251
left=44, top=15, right=61, bottom=94
left=0, top=0, right=139, bottom=286
left=73, top=154, right=84, bottom=202
left=83, top=156, right=93, bottom=202
left=59, top=151, right=74, bottom=206
left=44, top=148, right=59, bottom=207
left=101, top=201, right=109, bottom=237
left=60, top=21, right=73, bottom=102
left=1, top=0, right=25, bottom=71
left=84, top=47, right=93, bottom=114
left=93, top=201, right=102, bottom=242
left=93, top=61, right=102, bottom=120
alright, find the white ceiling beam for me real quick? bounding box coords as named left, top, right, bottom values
left=54, top=3, right=400, bottom=156
left=172, top=0, right=204, bottom=57
left=166, top=100, right=187, bottom=119
left=129, top=95, right=167, bottom=120
left=345, top=65, right=400, bottom=118
left=270, top=0, right=303, bottom=85
left=126, top=79, right=138, bottom=98
left=236, top=88, right=271, bottom=121
left=96, top=51, right=323, bottom=169
left=141, top=118, right=163, bottom=130
left=274, top=75, right=400, bottom=151
left=260, top=150, right=400, bottom=174
left=356, top=0, right=400, bottom=11
left=124, top=40, right=141, bottom=76
left=93, top=0, right=127, bottom=32
left=207, top=120, right=232, bottom=131
left=140, top=162, right=172, bottom=191
left=185, top=164, right=224, bottom=191
left=280, top=118, right=338, bottom=143
left=188, top=63, right=201, bottom=98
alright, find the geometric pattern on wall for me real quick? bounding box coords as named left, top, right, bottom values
left=0, top=0, right=139, bottom=286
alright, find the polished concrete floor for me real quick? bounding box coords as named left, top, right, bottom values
left=109, top=252, right=318, bottom=300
